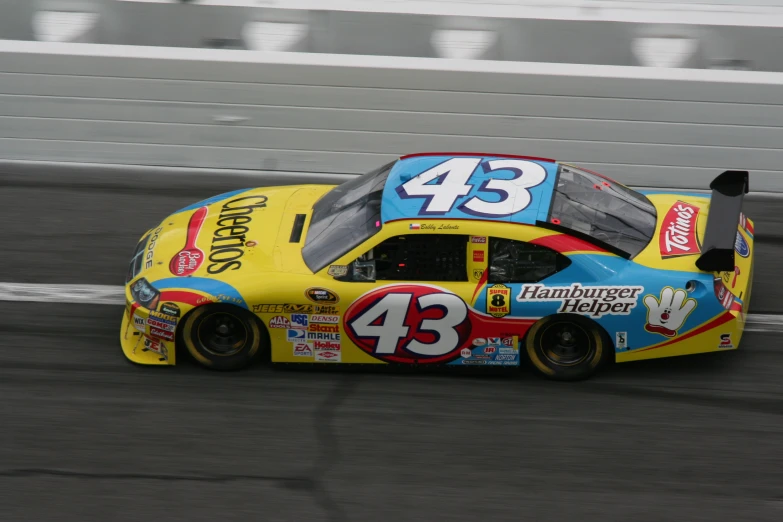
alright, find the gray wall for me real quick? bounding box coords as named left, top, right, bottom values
left=2, top=41, right=783, bottom=190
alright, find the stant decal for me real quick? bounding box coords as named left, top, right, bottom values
left=170, top=207, right=208, bottom=276
left=486, top=284, right=511, bottom=318
left=516, top=283, right=644, bottom=318
left=643, top=287, right=696, bottom=338
left=659, top=201, right=701, bottom=258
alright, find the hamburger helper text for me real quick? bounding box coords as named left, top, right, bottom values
left=516, top=283, right=645, bottom=318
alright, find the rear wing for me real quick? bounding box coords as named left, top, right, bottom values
left=695, top=170, right=749, bottom=272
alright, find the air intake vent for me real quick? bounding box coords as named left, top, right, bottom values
left=289, top=214, right=307, bottom=243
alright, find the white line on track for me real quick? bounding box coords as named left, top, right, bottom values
left=0, top=282, right=781, bottom=332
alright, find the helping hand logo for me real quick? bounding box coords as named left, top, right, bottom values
left=643, top=287, right=696, bottom=338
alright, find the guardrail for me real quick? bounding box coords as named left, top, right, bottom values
left=2, top=40, right=782, bottom=191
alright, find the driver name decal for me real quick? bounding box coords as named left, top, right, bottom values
left=659, top=201, right=701, bottom=258
left=516, top=283, right=644, bottom=318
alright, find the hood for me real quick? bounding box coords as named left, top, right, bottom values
left=129, top=184, right=334, bottom=284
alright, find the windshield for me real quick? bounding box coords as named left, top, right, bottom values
left=302, top=161, right=395, bottom=272
left=549, top=165, right=657, bottom=257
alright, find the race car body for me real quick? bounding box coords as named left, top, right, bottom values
left=121, top=153, right=754, bottom=380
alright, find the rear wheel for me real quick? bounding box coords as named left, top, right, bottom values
left=180, top=304, right=267, bottom=371
left=524, top=314, right=612, bottom=381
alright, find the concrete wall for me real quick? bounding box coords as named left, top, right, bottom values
left=1, top=41, right=783, bottom=190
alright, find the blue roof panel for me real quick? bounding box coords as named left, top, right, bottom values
left=380, top=154, right=559, bottom=225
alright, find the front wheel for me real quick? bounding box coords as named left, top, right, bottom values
left=524, top=314, right=612, bottom=381
left=180, top=304, right=267, bottom=371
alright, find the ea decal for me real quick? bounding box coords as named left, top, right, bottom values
left=344, top=285, right=472, bottom=364
left=305, top=287, right=339, bottom=304
left=735, top=232, right=749, bottom=258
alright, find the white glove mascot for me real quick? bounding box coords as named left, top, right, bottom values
left=644, top=287, right=697, bottom=337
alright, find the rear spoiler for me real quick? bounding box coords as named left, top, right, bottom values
left=695, top=170, right=749, bottom=272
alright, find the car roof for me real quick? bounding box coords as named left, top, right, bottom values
left=380, top=152, right=560, bottom=226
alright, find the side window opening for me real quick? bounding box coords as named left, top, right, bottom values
left=488, top=237, right=571, bottom=284
left=356, top=234, right=470, bottom=282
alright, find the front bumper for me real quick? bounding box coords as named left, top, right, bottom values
left=120, top=300, right=176, bottom=366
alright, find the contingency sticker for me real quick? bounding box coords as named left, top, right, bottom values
left=448, top=336, right=519, bottom=367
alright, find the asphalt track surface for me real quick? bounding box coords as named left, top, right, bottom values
left=1, top=164, right=782, bottom=521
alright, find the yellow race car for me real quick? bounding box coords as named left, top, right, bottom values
left=121, top=152, right=754, bottom=381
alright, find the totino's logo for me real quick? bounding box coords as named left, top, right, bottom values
left=659, top=201, right=701, bottom=258
left=205, top=195, right=268, bottom=275
left=516, top=283, right=644, bottom=318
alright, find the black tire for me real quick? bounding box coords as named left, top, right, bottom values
left=524, top=314, right=612, bottom=381
left=180, top=304, right=267, bottom=371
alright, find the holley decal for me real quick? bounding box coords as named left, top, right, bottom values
left=169, top=206, right=208, bottom=276
left=660, top=201, right=701, bottom=258
left=516, top=283, right=644, bottom=318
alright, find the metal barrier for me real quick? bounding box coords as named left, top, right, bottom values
left=2, top=40, right=782, bottom=190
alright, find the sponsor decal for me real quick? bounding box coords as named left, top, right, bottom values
left=308, top=323, right=340, bottom=333
left=462, top=360, right=486, bottom=365
left=141, top=337, right=168, bottom=361
left=472, top=269, right=484, bottom=280
left=205, top=195, right=269, bottom=275
left=516, top=283, right=644, bottom=318
left=305, top=287, right=339, bottom=304
left=290, top=313, right=308, bottom=329
left=315, top=350, right=341, bottom=362
left=310, top=314, right=340, bottom=324
left=643, top=287, right=697, bottom=338
left=145, top=226, right=164, bottom=270
left=328, top=265, right=349, bottom=277
left=470, top=236, right=487, bottom=244
left=501, top=337, right=513, bottom=346
left=719, top=333, right=734, bottom=349
left=293, top=342, right=313, bottom=357
left=306, top=332, right=341, bottom=341
left=170, top=207, right=208, bottom=276
left=615, top=331, right=628, bottom=350
left=150, top=327, right=174, bottom=341
left=147, top=317, right=175, bottom=332
left=499, top=347, right=517, bottom=354
left=713, top=277, right=733, bottom=310
left=495, top=354, right=516, bottom=361
left=409, top=224, right=421, bottom=230
left=252, top=303, right=315, bottom=314
left=159, top=302, right=180, bottom=317
left=735, top=232, right=750, bottom=258
left=287, top=329, right=306, bottom=342
left=315, top=305, right=339, bottom=314
left=472, top=338, right=487, bottom=346
left=659, top=201, right=701, bottom=258
left=461, top=348, right=472, bottom=358
left=488, top=337, right=500, bottom=345
left=313, top=340, right=340, bottom=351
left=487, top=284, right=511, bottom=318
left=132, top=313, right=146, bottom=332
left=484, top=346, right=496, bottom=354
left=149, top=310, right=177, bottom=323
left=473, top=250, right=485, bottom=262
left=268, top=316, right=290, bottom=329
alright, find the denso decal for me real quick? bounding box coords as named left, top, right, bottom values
left=659, top=201, right=701, bottom=258
left=305, top=287, right=339, bottom=304
left=643, top=287, right=696, bottom=338
left=516, top=283, right=644, bottom=318
left=735, top=232, right=750, bottom=258
left=344, top=284, right=536, bottom=365
left=310, top=314, right=340, bottom=324
left=206, top=195, right=268, bottom=274
left=170, top=207, right=208, bottom=276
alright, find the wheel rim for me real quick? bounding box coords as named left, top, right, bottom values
left=538, top=322, right=593, bottom=367
left=196, top=311, right=248, bottom=357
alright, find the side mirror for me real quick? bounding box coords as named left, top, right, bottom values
left=352, top=259, right=376, bottom=282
